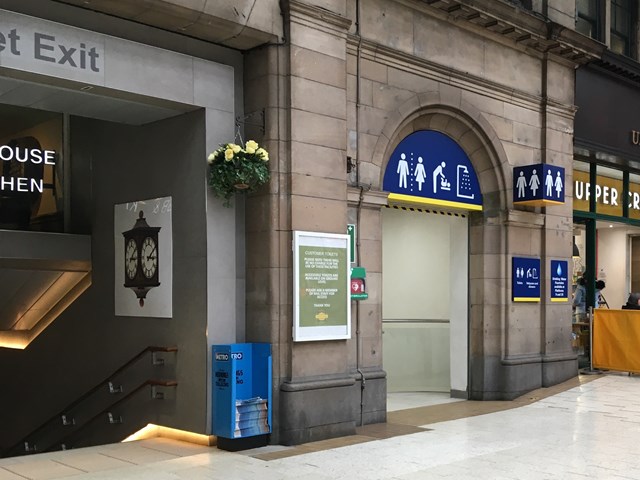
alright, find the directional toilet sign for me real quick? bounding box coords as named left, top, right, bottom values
left=383, top=130, right=482, bottom=211
left=512, top=256, right=541, bottom=302
left=513, top=164, right=565, bottom=206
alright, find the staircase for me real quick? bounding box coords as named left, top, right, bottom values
left=2, top=346, right=178, bottom=457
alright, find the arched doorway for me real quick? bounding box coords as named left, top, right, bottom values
left=381, top=129, right=483, bottom=405
left=382, top=205, right=469, bottom=396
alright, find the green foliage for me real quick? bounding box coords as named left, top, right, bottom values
left=207, top=140, right=270, bottom=207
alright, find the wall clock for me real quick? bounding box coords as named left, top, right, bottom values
left=122, top=210, right=161, bottom=306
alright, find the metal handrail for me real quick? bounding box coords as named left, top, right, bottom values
left=54, top=379, right=178, bottom=451
left=3, top=346, right=177, bottom=456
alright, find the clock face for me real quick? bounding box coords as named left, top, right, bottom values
left=141, top=236, right=158, bottom=279
left=125, top=239, right=138, bottom=280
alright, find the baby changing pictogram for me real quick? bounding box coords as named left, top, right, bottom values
left=382, top=130, right=482, bottom=211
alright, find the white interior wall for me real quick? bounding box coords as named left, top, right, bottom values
left=382, top=208, right=468, bottom=394
left=382, top=209, right=450, bottom=320
left=449, top=216, right=468, bottom=393
left=597, top=226, right=631, bottom=309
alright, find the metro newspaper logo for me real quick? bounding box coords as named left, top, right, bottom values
left=215, top=352, right=243, bottom=361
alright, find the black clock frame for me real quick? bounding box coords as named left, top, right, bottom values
left=122, top=210, right=161, bottom=306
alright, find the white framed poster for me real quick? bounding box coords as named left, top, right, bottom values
left=293, top=230, right=350, bottom=342
left=114, top=196, right=173, bottom=317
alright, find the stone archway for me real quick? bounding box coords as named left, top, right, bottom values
left=372, top=92, right=510, bottom=213
left=372, top=92, right=512, bottom=399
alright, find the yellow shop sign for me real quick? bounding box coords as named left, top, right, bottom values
left=574, top=170, right=640, bottom=220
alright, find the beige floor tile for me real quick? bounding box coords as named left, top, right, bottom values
left=96, top=443, right=179, bottom=465
left=135, top=438, right=215, bottom=457
left=173, top=466, right=219, bottom=479
left=0, top=374, right=620, bottom=480
left=0, top=468, right=30, bottom=480
left=2, top=459, right=83, bottom=480
left=53, top=451, right=134, bottom=472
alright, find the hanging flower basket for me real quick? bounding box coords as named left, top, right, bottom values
left=207, top=140, right=270, bottom=207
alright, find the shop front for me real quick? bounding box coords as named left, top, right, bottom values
left=573, top=61, right=640, bottom=318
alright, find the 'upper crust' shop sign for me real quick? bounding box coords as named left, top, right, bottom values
left=573, top=169, right=640, bottom=220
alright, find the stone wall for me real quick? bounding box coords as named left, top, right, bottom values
left=242, top=0, right=595, bottom=443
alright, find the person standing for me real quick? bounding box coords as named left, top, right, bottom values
left=595, top=279, right=605, bottom=308
left=573, top=276, right=587, bottom=322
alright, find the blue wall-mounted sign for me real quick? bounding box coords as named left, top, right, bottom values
left=550, top=260, right=569, bottom=302
left=512, top=257, right=541, bottom=302
left=383, top=130, right=482, bottom=211
left=513, top=164, right=565, bottom=206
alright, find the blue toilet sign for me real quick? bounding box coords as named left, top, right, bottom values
left=550, top=260, right=569, bottom=302
left=383, top=130, right=482, bottom=211
left=513, top=164, right=565, bottom=206
left=512, top=257, right=541, bottom=302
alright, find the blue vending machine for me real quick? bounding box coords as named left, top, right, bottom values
left=212, top=343, right=272, bottom=450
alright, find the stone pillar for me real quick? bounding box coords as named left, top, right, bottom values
left=244, top=0, right=356, bottom=445
left=540, top=56, right=578, bottom=385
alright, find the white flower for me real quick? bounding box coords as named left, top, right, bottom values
left=256, top=148, right=269, bottom=161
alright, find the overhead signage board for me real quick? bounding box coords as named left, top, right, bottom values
left=0, top=10, right=105, bottom=84
left=512, top=256, right=540, bottom=302
left=382, top=130, right=482, bottom=211
left=571, top=168, right=640, bottom=219
left=513, top=164, right=565, bottom=206
left=550, top=260, right=568, bottom=302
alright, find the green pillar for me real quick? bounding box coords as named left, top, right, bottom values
left=586, top=163, right=597, bottom=308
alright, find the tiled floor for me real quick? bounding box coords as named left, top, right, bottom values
left=386, top=391, right=465, bottom=411
left=4, top=372, right=639, bottom=479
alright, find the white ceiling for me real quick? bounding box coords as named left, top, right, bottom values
left=0, top=74, right=196, bottom=125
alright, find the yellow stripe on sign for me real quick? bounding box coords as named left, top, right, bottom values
left=514, top=199, right=564, bottom=206
left=513, top=297, right=541, bottom=302
left=388, top=193, right=483, bottom=211
left=551, top=298, right=568, bottom=302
